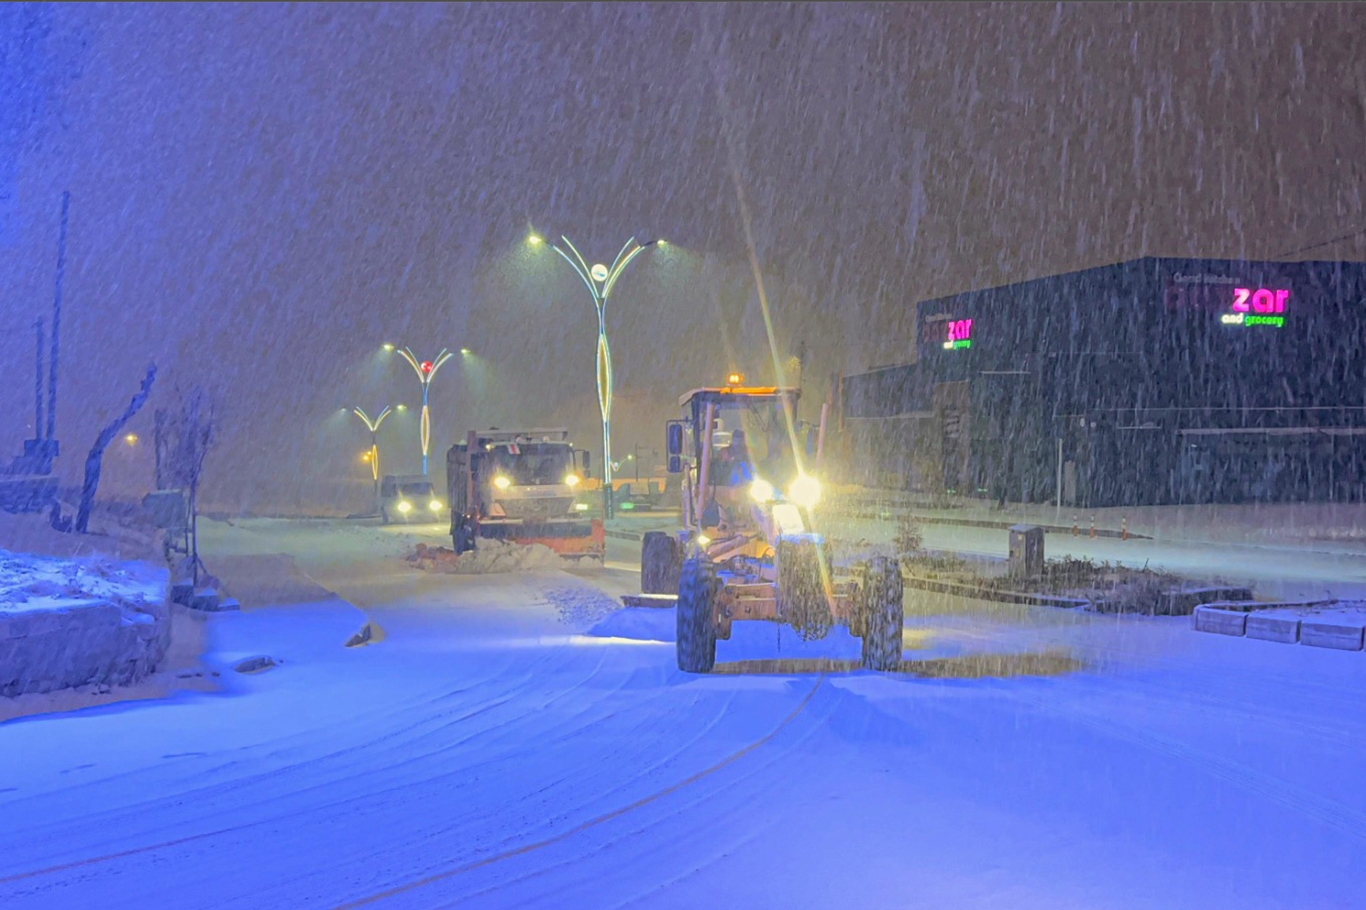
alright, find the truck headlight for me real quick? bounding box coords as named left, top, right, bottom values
left=564, top=473, right=581, bottom=487
left=397, top=500, right=412, bottom=513
left=428, top=500, right=442, bottom=512
left=493, top=475, right=512, bottom=490
left=787, top=474, right=821, bottom=508
left=749, top=478, right=776, bottom=502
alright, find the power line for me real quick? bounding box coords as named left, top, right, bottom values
left=1275, top=224, right=1366, bottom=260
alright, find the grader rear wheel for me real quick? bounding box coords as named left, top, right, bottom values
left=676, top=557, right=718, bottom=673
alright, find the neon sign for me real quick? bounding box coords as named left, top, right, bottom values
left=942, top=318, right=973, bottom=350
left=1221, top=287, right=1288, bottom=328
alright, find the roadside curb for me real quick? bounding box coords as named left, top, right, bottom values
left=899, top=572, right=1092, bottom=610
left=834, top=508, right=1150, bottom=540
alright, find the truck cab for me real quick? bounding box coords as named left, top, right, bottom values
left=446, top=429, right=604, bottom=558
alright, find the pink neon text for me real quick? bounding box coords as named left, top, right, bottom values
left=1231, top=288, right=1289, bottom=314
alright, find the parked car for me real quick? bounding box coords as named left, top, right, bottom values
left=379, top=474, right=444, bottom=524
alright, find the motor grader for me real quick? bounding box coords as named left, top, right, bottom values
left=636, top=377, right=904, bottom=673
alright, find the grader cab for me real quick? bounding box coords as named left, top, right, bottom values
left=638, top=379, right=904, bottom=673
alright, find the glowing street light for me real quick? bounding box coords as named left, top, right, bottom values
left=350, top=406, right=392, bottom=502
left=531, top=232, right=658, bottom=517
left=385, top=346, right=454, bottom=474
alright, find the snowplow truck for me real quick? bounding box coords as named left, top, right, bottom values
left=636, top=379, right=904, bottom=673
left=446, top=429, right=605, bottom=559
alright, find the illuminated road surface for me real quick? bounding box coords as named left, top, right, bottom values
left=2, top=518, right=1364, bottom=909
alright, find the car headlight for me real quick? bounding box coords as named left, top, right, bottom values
left=564, top=473, right=581, bottom=487
left=493, top=475, right=511, bottom=489
left=749, top=478, right=776, bottom=503
left=397, top=500, right=412, bottom=513
left=428, top=500, right=442, bottom=512
left=787, top=474, right=821, bottom=508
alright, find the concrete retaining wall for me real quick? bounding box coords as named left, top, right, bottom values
left=1300, top=621, right=1365, bottom=651
left=1192, top=607, right=1248, bottom=636
left=1194, top=606, right=1365, bottom=653
left=1246, top=613, right=1301, bottom=644
left=0, top=595, right=172, bottom=697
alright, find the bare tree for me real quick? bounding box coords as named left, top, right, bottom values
left=75, top=364, right=157, bottom=533
left=154, top=387, right=217, bottom=584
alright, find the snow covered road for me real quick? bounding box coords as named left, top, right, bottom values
left=2, top=518, right=1365, bottom=909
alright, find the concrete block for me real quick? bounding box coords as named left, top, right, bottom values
left=1246, top=614, right=1301, bottom=644
left=1193, top=606, right=1248, bottom=636
left=1301, top=622, right=1365, bottom=651
left=189, top=588, right=220, bottom=612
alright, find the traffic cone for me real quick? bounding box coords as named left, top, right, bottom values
left=1122, top=517, right=1129, bottom=541
left=1089, top=515, right=1096, bottom=539
left=1072, top=515, right=1079, bottom=537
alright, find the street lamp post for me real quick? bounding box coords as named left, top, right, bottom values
left=388, top=346, right=454, bottom=475
left=532, top=233, right=657, bottom=518
left=350, top=406, right=392, bottom=505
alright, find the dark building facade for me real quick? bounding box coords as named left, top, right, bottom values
left=841, top=257, right=1366, bottom=506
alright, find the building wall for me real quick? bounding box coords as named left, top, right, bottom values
left=842, top=258, right=1366, bottom=505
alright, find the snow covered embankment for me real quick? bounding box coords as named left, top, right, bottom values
left=0, top=550, right=170, bottom=697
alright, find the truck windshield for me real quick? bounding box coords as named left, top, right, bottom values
left=399, top=482, right=433, bottom=498
left=489, top=444, right=572, bottom=485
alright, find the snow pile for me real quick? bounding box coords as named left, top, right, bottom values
left=407, top=539, right=565, bottom=574
left=586, top=608, right=676, bottom=642
left=544, top=583, right=622, bottom=626
left=0, top=549, right=163, bottom=613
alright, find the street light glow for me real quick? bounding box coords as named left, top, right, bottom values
left=393, top=347, right=455, bottom=474
left=536, top=233, right=658, bottom=518
left=528, top=234, right=543, bottom=245
left=382, top=343, right=394, bottom=352
left=349, top=406, right=393, bottom=497
left=460, top=348, right=471, bottom=355
left=124, top=433, right=137, bottom=446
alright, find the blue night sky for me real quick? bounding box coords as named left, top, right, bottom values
left=1, top=3, right=1362, bottom=511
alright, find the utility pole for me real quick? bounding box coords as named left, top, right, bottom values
left=47, top=191, right=69, bottom=446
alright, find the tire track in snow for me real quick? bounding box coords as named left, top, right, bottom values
left=326, top=673, right=828, bottom=910
left=0, top=646, right=613, bottom=887
left=1006, top=690, right=1366, bottom=843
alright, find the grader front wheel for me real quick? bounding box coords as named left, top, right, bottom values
left=776, top=537, right=833, bottom=640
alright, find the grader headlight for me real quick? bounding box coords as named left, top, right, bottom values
left=749, top=478, right=776, bottom=503
left=787, top=474, right=821, bottom=509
